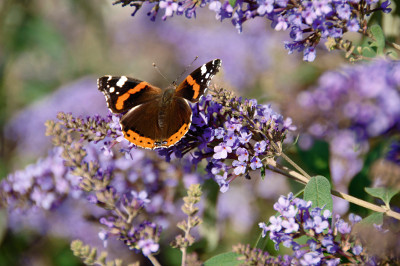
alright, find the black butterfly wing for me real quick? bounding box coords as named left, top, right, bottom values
left=120, top=97, right=192, bottom=149
left=97, top=76, right=162, bottom=113
left=174, top=59, right=221, bottom=102
left=161, top=97, right=192, bottom=147
left=119, top=99, right=163, bottom=149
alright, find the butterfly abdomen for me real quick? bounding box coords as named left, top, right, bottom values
left=158, top=88, right=177, bottom=138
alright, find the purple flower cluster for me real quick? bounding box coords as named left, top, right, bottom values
left=296, top=59, right=400, bottom=195
left=156, top=89, right=295, bottom=192
left=100, top=192, right=161, bottom=256
left=115, top=0, right=391, bottom=61
left=0, top=147, right=81, bottom=210
left=298, top=59, right=400, bottom=141
left=2, top=111, right=206, bottom=258
left=259, top=193, right=372, bottom=265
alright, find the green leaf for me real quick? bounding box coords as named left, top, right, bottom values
left=295, top=140, right=330, bottom=178
left=304, top=175, right=333, bottom=213
left=370, top=24, right=385, bottom=55
left=261, top=165, right=266, bottom=180
left=364, top=187, right=400, bottom=206
left=362, top=46, right=377, bottom=58
left=204, top=252, right=241, bottom=266
left=229, top=0, right=237, bottom=7
left=360, top=212, right=384, bottom=225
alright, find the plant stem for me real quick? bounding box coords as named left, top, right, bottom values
left=147, top=254, right=161, bottom=266
left=279, top=151, right=311, bottom=179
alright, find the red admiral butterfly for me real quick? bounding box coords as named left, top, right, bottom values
left=98, top=59, right=221, bottom=149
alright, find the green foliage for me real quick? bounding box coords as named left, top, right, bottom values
left=362, top=25, right=386, bottom=57
left=304, top=175, right=333, bottom=213
left=260, top=164, right=266, bottom=180
left=204, top=252, right=241, bottom=266
left=360, top=212, right=384, bottom=225
left=349, top=141, right=386, bottom=215
left=365, top=187, right=400, bottom=208
left=295, top=140, right=330, bottom=178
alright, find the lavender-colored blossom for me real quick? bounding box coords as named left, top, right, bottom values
left=137, top=239, right=160, bottom=256
left=347, top=18, right=360, bottom=32
left=250, top=156, right=263, bottom=170
left=98, top=230, right=109, bottom=248
left=313, top=215, right=329, bottom=233
left=336, top=219, right=351, bottom=234
left=381, top=0, right=392, bottom=13
left=300, top=251, right=321, bottom=265
left=336, top=4, right=351, bottom=20
left=259, top=193, right=377, bottom=264
left=273, top=193, right=292, bottom=212
left=116, top=0, right=391, bottom=61
left=224, top=132, right=238, bottom=147
left=213, top=143, right=232, bottom=159
left=1, top=147, right=81, bottom=210
left=215, top=172, right=229, bottom=193
left=259, top=222, right=269, bottom=237
left=303, top=47, right=316, bottom=62
left=254, top=141, right=267, bottom=155
left=257, top=0, right=274, bottom=15
left=282, top=217, right=299, bottom=233
left=299, top=60, right=400, bottom=141
left=238, top=131, right=252, bottom=143
left=232, top=160, right=247, bottom=175
left=352, top=245, right=363, bottom=256
left=236, top=147, right=249, bottom=162
left=326, top=258, right=341, bottom=266
left=349, top=213, right=362, bottom=224
left=131, top=190, right=151, bottom=205
left=269, top=216, right=283, bottom=232
left=272, top=16, right=288, bottom=31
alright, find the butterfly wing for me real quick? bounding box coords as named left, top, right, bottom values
left=120, top=97, right=192, bottom=149
left=97, top=75, right=162, bottom=113
left=161, top=97, right=192, bottom=147
left=174, top=59, right=221, bottom=102
left=120, top=99, right=163, bottom=149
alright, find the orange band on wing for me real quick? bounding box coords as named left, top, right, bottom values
left=166, top=123, right=190, bottom=146
left=123, top=129, right=155, bottom=149
left=116, top=82, right=149, bottom=110
left=186, top=75, right=200, bottom=99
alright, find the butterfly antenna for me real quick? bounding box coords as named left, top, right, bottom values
left=173, top=56, right=199, bottom=86
left=152, top=62, right=172, bottom=84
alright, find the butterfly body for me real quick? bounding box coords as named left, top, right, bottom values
left=98, top=59, right=221, bottom=149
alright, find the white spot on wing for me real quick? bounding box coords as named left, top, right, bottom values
left=200, top=64, right=207, bottom=75
left=205, top=73, right=210, bottom=79
left=116, top=91, right=120, bottom=95
left=116, top=76, right=128, bottom=87
left=109, top=87, right=115, bottom=93
left=107, top=75, right=112, bottom=81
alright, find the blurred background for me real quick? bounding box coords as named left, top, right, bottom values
left=1, top=0, right=399, bottom=265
